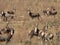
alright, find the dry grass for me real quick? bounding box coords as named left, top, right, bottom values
left=0, top=0, right=60, bottom=45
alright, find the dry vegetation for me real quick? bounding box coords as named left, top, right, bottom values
left=0, top=0, right=60, bottom=45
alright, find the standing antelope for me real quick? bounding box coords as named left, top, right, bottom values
left=5, top=27, right=14, bottom=43
left=0, top=11, right=7, bottom=21
left=28, top=10, right=40, bottom=19
left=0, top=27, right=14, bottom=43
left=43, top=7, right=57, bottom=17
left=0, top=10, right=15, bottom=21
left=38, top=31, right=54, bottom=41
left=28, top=24, right=39, bottom=39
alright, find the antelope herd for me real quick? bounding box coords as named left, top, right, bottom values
left=43, top=6, right=57, bottom=17
left=0, top=6, right=60, bottom=44
left=28, top=24, right=54, bottom=41
left=0, top=10, right=15, bottom=43
left=28, top=7, right=59, bottom=41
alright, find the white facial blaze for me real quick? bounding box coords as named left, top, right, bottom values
left=2, top=11, right=4, bottom=14
left=34, top=27, right=37, bottom=33
left=11, top=30, right=13, bottom=35
left=47, top=11, right=49, bottom=14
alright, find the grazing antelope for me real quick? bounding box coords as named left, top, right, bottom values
left=38, top=30, right=54, bottom=41
left=43, top=8, right=50, bottom=15
left=1, top=11, right=6, bottom=17
left=0, top=11, right=7, bottom=21
left=28, top=24, right=54, bottom=41
left=0, top=10, right=15, bottom=21
left=49, top=8, right=57, bottom=16
left=28, top=10, right=40, bottom=19
left=0, top=27, right=14, bottom=43
left=28, top=24, right=39, bottom=39
left=5, top=27, right=14, bottom=43
left=48, top=33, right=54, bottom=40
left=43, top=7, right=57, bottom=16
left=44, top=32, right=54, bottom=41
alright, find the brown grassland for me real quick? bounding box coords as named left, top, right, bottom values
left=0, top=0, right=60, bottom=45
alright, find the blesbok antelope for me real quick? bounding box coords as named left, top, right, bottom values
left=0, top=10, right=15, bottom=21
left=43, top=7, right=57, bottom=17
left=5, top=27, right=14, bottom=43
left=44, top=32, right=54, bottom=41
left=47, top=33, right=54, bottom=40
left=0, top=27, right=14, bottom=43
left=43, top=8, right=50, bottom=15
left=0, top=11, right=7, bottom=21
left=1, top=11, right=6, bottom=17
left=28, top=24, right=39, bottom=39
left=27, top=10, right=40, bottom=19
left=38, top=31, right=54, bottom=41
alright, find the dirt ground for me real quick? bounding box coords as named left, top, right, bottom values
left=0, top=0, right=60, bottom=45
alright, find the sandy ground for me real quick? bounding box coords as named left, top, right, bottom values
left=0, top=0, right=60, bottom=45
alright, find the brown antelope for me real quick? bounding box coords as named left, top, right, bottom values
left=28, top=24, right=39, bottom=39
left=27, top=10, right=40, bottom=19
left=38, top=31, right=54, bottom=41
left=43, top=7, right=57, bottom=17
left=0, top=10, right=15, bottom=21
left=0, top=27, right=14, bottom=43
left=38, top=30, right=45, bottom=40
